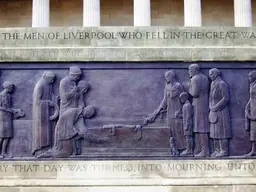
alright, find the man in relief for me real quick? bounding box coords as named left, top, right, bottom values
left=188, top=63, right=210, bottom=157
left=209, top=68, right=231, bottom=157
left=71, top=80, right=90, bottom=154
left=144, top=70, right=185, bottom=153
left=245, top=70, right=256, bottom=156
left=38, top=105, right=109, bottom=158
left=32, top=71, right=59, bottom=156
left=59, top=66, right=82, bottom=115
left=59, top=66, right=89, bottom=155
left=0, top=81, right=25, bottom=158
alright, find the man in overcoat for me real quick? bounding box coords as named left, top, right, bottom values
left=245, top=70, right=256, bottom=156
left=209, top=68, right=231, bottom=157
left=188, top=63, right=210, bottom=157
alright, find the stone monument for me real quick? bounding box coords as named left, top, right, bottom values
left=0, top=27, right=255, bottom=191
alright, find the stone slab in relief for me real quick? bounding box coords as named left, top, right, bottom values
left=0, top=61, right=254, bottom=159
left=0, top=61, right=256, bottom=191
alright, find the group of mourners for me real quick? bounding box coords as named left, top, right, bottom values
left=145, top=63, right=256, bottom=157
left=1, top=64, right=256, bottom=158
left=32, top=66, right=109, bottom=158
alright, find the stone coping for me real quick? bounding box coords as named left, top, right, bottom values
left=0, top=27, right=255, bottom=61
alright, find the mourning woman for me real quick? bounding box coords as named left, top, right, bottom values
left=38, top=105, right=110, bottom=158
left=32, top=71, right=59, bottom=156
left=144, top=70, right=185, bottom=152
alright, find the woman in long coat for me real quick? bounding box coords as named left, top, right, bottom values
left=145, top=70, right=185, bottom=151
left=32, top=71, right=58, bottom=155
left=50, top=107, right=87, bottom=158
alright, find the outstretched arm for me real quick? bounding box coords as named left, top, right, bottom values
left=0, top=107, right=13, bottom=113
left=157, top=87, right=168, bottom=112
left=143, top=88, right=168, bottom=124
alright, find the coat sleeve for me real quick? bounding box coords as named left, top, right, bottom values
left=60, top=79, right=76, bottom=101
left=34, top=83, right=44, bottom=105
left=78, top=93, right=85, bottom=107
left=0, top=93, right=13, bottom=113
left=213, top=81, right=229, bottom=111
left=188, top=77, right=200, bottom=98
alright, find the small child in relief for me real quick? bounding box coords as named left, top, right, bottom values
left=179, top=92, right=194, bottom=156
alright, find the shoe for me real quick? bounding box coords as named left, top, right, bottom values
left=180, top=149, right=193, bottom=156
left=210, top=150, right=219, bottom=157
left=75, top=148, right=81, bottom=156
left=244, top=151, right=256, bottom=157
left=216, top=150, right=228, bottom=158
left=195, top=150, right=209, bottom=157
left=170, top=148, right=179, bottom=156
left=2, top=153, right=12, bottom=158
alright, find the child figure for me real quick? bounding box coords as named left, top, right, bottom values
left=179, top=92, right=194, bottom=156
left=0, top=81, right=25, bottom=158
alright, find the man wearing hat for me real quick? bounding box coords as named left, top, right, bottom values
left=59, top=66, right=86, bottom=155
left=59, top=66, right=82, bottom=115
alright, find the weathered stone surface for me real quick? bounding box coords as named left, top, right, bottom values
left=0, top=160, right=255, bottom=188
left=1, top=47, right=256, bottom=62
left=0, top=27, right=256, bottom=61
left=1, top=27, right=256, bottom=47
left=0, top=62, right=255, bottom=158
left=0, top=27, right=256, bottom=190
left=1, top=186, right=256, bottom=192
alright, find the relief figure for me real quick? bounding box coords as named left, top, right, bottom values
left=38, top=106, right=110, bottom=158
left=245, top=70, right=256, bottom=157
left=59, top=66, right=82, bottom=115
left=0, top=81, right=25, bottom=158
left=32, top=71, right=59, bottom=156
left=73, top=80, right=90, bottom=154
left=179, top=92, right=193, bottom=156
left=144, top=70, right=185, bottom=153
left=77, top=80, right=90, bottom=107
left=209, top=68, right=231, bottom=158
left=59, top=66, right=89, bottom=155
left=188, top=63, right=210, bottom=157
